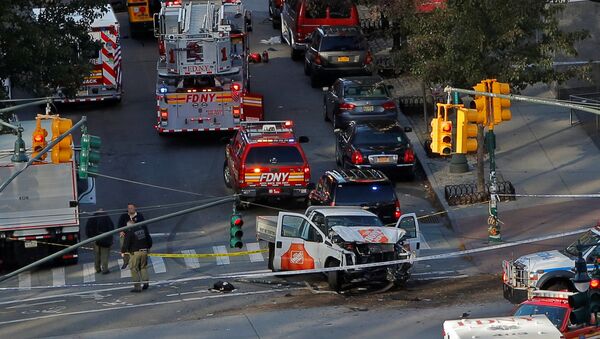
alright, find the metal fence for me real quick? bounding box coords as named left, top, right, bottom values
left=569, top=92, right=600, bottom=130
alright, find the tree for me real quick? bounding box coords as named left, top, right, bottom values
left=0, top=0, right=107, bottom=99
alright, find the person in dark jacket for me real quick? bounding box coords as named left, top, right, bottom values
left=85, top=209, right=114, bottom=274
left=121, top=220, right=153, bottom=292
left=117, top=203, right=145, bottom=269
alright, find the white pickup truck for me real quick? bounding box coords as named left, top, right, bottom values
left=256, top=206, right=421, bottom=290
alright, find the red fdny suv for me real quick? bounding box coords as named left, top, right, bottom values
left=223, top=121, right=311, bottom=206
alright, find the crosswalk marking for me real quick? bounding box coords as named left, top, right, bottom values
left=182, top=249, right=200, bottom=268
left=213, top=246, right=230, bottom=266
left=82, top=263, right=96, bottom=283
left=246, top=242, right=264, bottom=262
left=52, top=267, right=66, bottom=287
left=18, top=272, right=31, bottom=290
left=118, top=259, right=131, bottom=278
left=150, top=256, right=166, bottom=273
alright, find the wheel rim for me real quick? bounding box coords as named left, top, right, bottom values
left=224, top=167, right=230, bottom=184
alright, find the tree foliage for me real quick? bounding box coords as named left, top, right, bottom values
left=0, top=0, right=108, bottom=98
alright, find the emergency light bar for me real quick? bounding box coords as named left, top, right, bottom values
left=240, top=121, right=294, bottom=133
left=531, top=290, right=574, bottom=299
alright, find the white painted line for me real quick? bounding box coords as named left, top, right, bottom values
left=246, top=242, right=264, bottom=262
left=213, top=246, right=230, bottom=265
left=52, top=267, right=66, bottom=287
left=414, top=274, right=469, bottom=281
left=182, top=250, right=200, bottom=269
left=18, top=272, right=31, bottom=290
left=83, top=263, right=96, bottom=283
left=118, top=259, right=131, bottom=278
left=166, top=290, right=210, bottom=297
left=411, top=270, right=457, bottom=276
left=150, top=256, right=166, bottom=274
left=6, top=300, right=66, bottom=310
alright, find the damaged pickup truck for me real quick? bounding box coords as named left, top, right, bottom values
left=256, top=206, right=421, bottom=291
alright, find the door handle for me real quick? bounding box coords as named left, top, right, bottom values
left=416, top=242, right=420, bottom=250
left=276, top=241, right=282, bottom=249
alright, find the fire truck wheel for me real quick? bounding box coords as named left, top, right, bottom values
left=223, top=162, right=232, bottom=189
left=543, top=280, right=570, bottom=291
left=326, top=259, right=342, bottom=292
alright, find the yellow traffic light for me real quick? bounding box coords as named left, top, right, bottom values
left=32, top=118, right=48, bottom=161
left=491, top=81, right=512, bottom=124
left=456, top=108, right=483, bottom=154
left=473, top=82, right=490, bottom=126
left=51, top=117, right=73, bottom=164
left=439, top=120, right=453, bottom=155
left=430, top=117, right=441, bottom=154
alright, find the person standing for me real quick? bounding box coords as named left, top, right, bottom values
left=85, top=209, right=114, bottom=274
left=117, top=203, right=145, bottom=269
left=121, top=220, right=153, bottom=293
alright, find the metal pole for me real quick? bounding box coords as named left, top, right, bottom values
left=0, top=116, right=87, bottom=193
left=0, top=196, right=234, bottom=283
left=486, top=129, right=500, bottom=242
left=0, top=98, right=51, bottom=114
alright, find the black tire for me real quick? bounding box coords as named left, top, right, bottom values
left=291, top=47, right=303, bottom=61
left=544, top=280, right=571, bottom=291
left=223, top=161, right=232, bottom=188
left=268, top=242, right=275, bottom=270
left=335, top=144, right=342, bottom=166
left=304, top=60, right=311, bottom=75
left=310, top=72, right=321, bottom=88
left=326, top=259, right=342, bottom=292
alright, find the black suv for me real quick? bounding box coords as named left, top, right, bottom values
left=308, top=169, right=401, bottom=225
left=304, top=26, right=373, bottom=88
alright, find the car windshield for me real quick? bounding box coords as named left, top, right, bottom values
left=326, top=215, right=384, bottom=229
left=304, top=0, right=352, bottom=19
left=563, top=230, right=600, bottom=257
left=334, top=183, right=396, bottom=205
left=353, top=128, right=405, bottom=145
left=245, top=146, right=304, bottom=165
left=320, top=36, right=366, bottom=52
left=514, top=304, right=566, bottom=330
left=344, top=85, right=388, bottom=98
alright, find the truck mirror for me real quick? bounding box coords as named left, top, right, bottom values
left=307, top=182, right=316, bottom=191
left=298, top=136, right=309, bottom=143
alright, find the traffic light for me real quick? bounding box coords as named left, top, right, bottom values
left=430, top=117, right=441, bottom=154
left=473, top=82, right=490, bottom=126
left=230, top=214, right=244, bottom=249
left=491, top=81, right=512, bottom=124
left=569, top=291, right=591, bottom=325
left=78, top=133, right=101, bottom=179
left=439, top=120, right=452, bottom=155
left=456, top=108, right=483, bottom=154
left=31, top=118, right=48, bottom=161
left=50, top=117, right=73, bottom=164
left=590, top=278, right=600, bottom=315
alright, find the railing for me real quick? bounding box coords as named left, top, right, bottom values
left=569, top=92, right=600, bottom=130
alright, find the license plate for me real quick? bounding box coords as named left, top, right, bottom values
left=363, top=105, right=374, bottom=112
left=337, top=56, right=350, bottom=62
left=269, top=188, right=282, bottom=194
left=24, top=240, right=38, bottom=248
left=373, top=156, right=393, bottom=164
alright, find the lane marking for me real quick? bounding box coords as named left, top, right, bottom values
left=182, top=249, right=200, bottom=269
left=166, top=290, right=210, bottom=297
left=150, top=256, right=166, bottom=274
left=6, top=299, right=66, bottom=310
left=83, top=263, right=96, bottom=283
left=52, top=267, right=66, bottom=287
left=118, top=259, right=131, bottom=278
left=18, top=272, right=31, bottom=290
left=149, top=248, right=266, bottom=258
left=246, top=242, right=264, bottom=262
left=213, top=246, right=230, bottom=265
left=414, top=274, right=469, bottom=281
left=411, top=270, right=457, bottom=276
left=0, top=287, right=305, bottom=326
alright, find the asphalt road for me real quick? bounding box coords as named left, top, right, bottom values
left=0, top=1, right=474, bottom=337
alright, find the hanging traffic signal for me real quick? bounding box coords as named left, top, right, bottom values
left=50, top=117, right=73, bottom=164
left=569, top=291, right=591, bottom=325
left=430, top=117, right=441, bottom=154
left=473, top=82, right=490, bottom=126
left=230, top=214, right=244, bottom=249
left=456, top=108, right=483, bottom=154
left=491, top=81, right=512, bottom=125
left=439, top=120, right=452, bottom=155
left=31, top=118, right=48, bottom=161
left=78, top=133, right=102, bottom=179
left=590, top=278, right=600, bottom=315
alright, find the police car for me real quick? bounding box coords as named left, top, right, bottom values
left=223, top=121, right=312, bottom=206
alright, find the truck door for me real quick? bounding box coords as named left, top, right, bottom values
left=394, top=213, right=421, bottom=257
left=273, top=212, right=326, bottom=271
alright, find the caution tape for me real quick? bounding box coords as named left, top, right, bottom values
left=148, top=249, right=267, bottom=258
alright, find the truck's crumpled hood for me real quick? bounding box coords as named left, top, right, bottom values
left=516, top=250, right=573, bottom=272
left=331, top=226, right=406, bottom=244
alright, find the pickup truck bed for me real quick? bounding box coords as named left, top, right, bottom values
left=256, top=215, right=277, bottom=243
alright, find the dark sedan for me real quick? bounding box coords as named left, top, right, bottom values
left=335, top=120, right=416, bottom=180
left=323, top=76, right=398, bottom=129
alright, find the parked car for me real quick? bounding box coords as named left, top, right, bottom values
left=269, top=0, right=284, bottom=28
left=308, top=168, right=401, bottom=225
left=335, top=120, right=416, bottom=181
left=323, top=76, right=397, bottom=127
left=304, top=26, right=372, bottom=87
left=281, top=0, right=360, bottom=60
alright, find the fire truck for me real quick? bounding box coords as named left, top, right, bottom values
left=154, top=0, right=263, bottom=134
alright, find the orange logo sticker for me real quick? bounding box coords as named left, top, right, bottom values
left=358, top=229, right=389, bottom=243
left=281, top=243, right=314, bottom=270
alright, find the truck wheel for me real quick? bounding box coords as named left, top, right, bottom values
left=326, top=260, right=342, bottom=292
left=544, top=280, right=570, bottom=291
left=223, top=161, right=232, bottom=189
left=268, top=242, right=275, bottom=271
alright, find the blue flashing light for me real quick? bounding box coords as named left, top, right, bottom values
left=371, top=186, right=379, bottom=190
left=159, top=86, right=168, bottom=94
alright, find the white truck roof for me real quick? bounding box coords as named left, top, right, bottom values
left=305, top=206, right=379, bottom=217
left=443, top=315, right=562, bottom=339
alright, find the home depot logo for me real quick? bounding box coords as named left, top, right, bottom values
left=290, top=251, right=304, bottom=264
left=358, top=229, right=388, bottom=243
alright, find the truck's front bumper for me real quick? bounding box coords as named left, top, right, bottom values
left=503, top=283, right=529, bottom=304
left=240, top=186, right=309, bottom=199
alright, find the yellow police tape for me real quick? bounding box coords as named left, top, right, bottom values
left=148, top=249, right=268, bottom=258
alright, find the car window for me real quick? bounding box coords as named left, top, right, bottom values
left=326, top=215, right=383, bottom=229
left=397, top=215, right=417, bottom=238
left=304, top=0, right=352, bottom=19
left=320, top=36, right=367, bottom=52
left=353, top=127, right=405, bottom=145
left=344, top=85, right=388, bottom=98
left=514, top=304, right=566, bottom=330
left=245, top=146, right=304, bottom=165
left=281, top=215, right=306, bottom=238
left=334, top=183, right=396, bottom=204
left=328, top=0, right=352, bottom=18
left=304, top=0, right=327, bottom=18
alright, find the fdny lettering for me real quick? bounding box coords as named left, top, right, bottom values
left=186, top=93, right=217, bottom=103
left=259, top=173, right=289, bottom=182
left=183, top=65, right=213, bottom=73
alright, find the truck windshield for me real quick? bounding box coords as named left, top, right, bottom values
left=326, top=215, right=384, bottom=229
left=514, top=304, right=566, bottom=330
left=245, top=146, right=304, bottom=165
left=564, top=230, right=600, bottom=257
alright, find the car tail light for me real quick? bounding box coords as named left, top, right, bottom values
left=351, top=150, right=363, bottom=164
left=303, top=166, right=310, bottom=181
left=591, top=278, right=600, bottom=289
left=404, top=148, right=415, bottom=163
left=139, top=6, right=147, bottom=13
left=230, top=83, right=241, bottom=92
left=365, top=51, right=373, bottom=65
left=382, top=101, right=396, bottom=110
left=394, top=200, right=402, bottom=219
left=502, top=271, right=507, bottom=283
left=252, top=167, right=261, bottom=173
left=232, top=106, right=241, bottom=118
left=160, top=108, right=168, bottom=121
left=168, top=49, right=175, bottom=63
left=284, top=120, right=293, bottom=127
left=314, top=53, right=322, bottom=65
left=339, top=103, right=356, bottom=111
left=158, top=40, right=165, bottom=56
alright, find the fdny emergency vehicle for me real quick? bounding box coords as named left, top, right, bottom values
left=223, top=121, right=311, bottom=205
left=154, top=0, right=263, bottom=134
